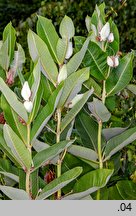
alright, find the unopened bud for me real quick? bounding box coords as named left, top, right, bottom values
left=21, top=81, right=31, bottom=101
left=107, top=33, right=114, bottom=43
left=65, top=41, right=73, bottom=59
left=23, top=101, right=33, bottom=113
left=107, top=56, right=119, bottom=68
left=99, top=22, right=110, bottom=41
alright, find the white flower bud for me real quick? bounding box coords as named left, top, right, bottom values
left=21, top=81, right=31, bottom=101
left=65, top=41, right=73, bottom=59
left=107, top=56, right=114, bottom=67
left=99, top=22, right=110, bottom=41
left=23, top=101, right=33, bottom=113
left=107, top=56, right=119, bottom=68
left=114, top=56, right=119, bottom=67
left=57, top=64, right=67, bottom=84
left=68, top=94, right=83, bottom=108
left=107, top=33, right=114, bottom=43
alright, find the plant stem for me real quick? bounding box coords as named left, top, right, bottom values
left=56, top=108, right=62, bottom=199
left=26, top=123, right=31, bottom=196
left=98, top=120, right=103, bottom=169
left=97, top=79, right=106, bottom=200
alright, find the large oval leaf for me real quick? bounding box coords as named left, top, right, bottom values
left=0, top=77, right=28, bottom=122
left=33, top=140, right=74, bottom=170
left=0, top=186, right=30, bottom=200
left=37, top=16, right=59, bottom=64
left=106, top=52, right=134, bottom=96
left=27, top=30, right=58, bottom=86
left=36, top=167, right=82, bottom=200
left=62, top=169, right=113, bottom=200
left=3, top=124, right=32, bottom=170
left=104, top=126, right=136, bottom=161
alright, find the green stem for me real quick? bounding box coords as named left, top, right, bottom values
left=26, top=123, right=31, bottom=196
left=97, top=79, right=107, bottom=200
left=56, top=108, right=62, bottom=199
left=98, top=121, right=103, bottom=169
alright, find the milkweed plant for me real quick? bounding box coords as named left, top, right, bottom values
left=0, top=3, right=135, bottom=200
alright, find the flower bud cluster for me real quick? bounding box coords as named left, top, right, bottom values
left=99, top=22, right=114, bottom=43
left=21, top=81, right=33, bottom=113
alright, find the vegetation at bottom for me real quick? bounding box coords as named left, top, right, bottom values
left=0, top=1, right=136, bottom=200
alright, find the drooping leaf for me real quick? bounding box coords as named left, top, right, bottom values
left=3, top=124, right=32, bottom=170
left=0, top=172, right=19, bottom=182
left=106, top=52, right=134, bottom=96
left=102, top=127, right=128, bottom=141
left=62, top=169, right=113, bottom=200
left=31, top=83, right=63, bottom=142
left=0, top=77, right=28, bottom=122
left=88, top=98, right=111, bottom=122
left=61, top=89, right=94, bottom=132
left=0, top=186, right=30, bottom=200
left=104, top=126, right=136, bottom=161
left=68, top=145, right=98, bottom=163
left=36, top=167, right=82, bottom=200
left=33, top=140, right=75, bottom=171
left=27, top=29, right=58, bottom=86
left=31, top=169, right=39, bottom=199
left=37, top=16, right=59, bottom=64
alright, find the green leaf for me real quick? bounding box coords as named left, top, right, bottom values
left=0, top=39, right=10, bottom=71
left=83, top=41, right=108, bottom=80
left=63, top=169, right=113, bottom=200
left=68, top=145, right=98, bottom=162
left=106, top=52, right=134, bottom=96
left=1, top=95, right=27, bottom=145
left=0, top=129, right=20, bottom=166
left=88, top=98, right=111, bottom=122
left=37, top=16, right=59, bottom=64
left=3, top=124, right=32, bottom=170
left=107, top=19, right=119, bottom=55
left=84, top=77, right=101, bottom=97
left=58, top=67, right=90, bottom=108
left=116, top=180, right=136, bottom=200
left=102, top=127, right=128, bottom=141
left=0, top=77, right=28, bottom=122
left=33, top=140, right=74, bottom=171
left=31, top=83, right=63, bottom=142
left=104, top=126, right=136, bottom=161
left=36, top=167, right=82, bottom=200
left=0, top=186, right=30, bottom=200
left=67, top=37, right=90, bottom=76
left=3, top=22, right=16, bottom=63
left=61, top=89, right=93, bottom=132
left=27, top=29, right=58, bottom=86
left=75, top=111, right=98, bottom=150
left=127, top=84, right=136, bottom=95
left=56, top=38, right=68, bottom=64
left=59, top=15, right=75, bottom=39
left=0, top=172, right=19, bottom=182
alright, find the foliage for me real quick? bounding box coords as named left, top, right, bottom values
left=0, top=3, right=136, bottom=200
